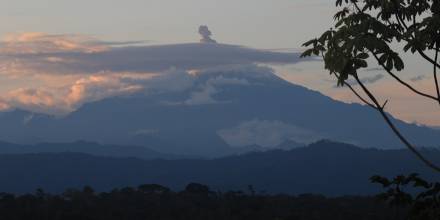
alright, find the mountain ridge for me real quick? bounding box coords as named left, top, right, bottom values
left=0, top=140, right=438, bottom=195
left=0, top=140, right=183, bottom=160
left=0, top=66, right=438, bottom=157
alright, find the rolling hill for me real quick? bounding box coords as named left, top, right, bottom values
left=0, top=140, right=438, bottom=195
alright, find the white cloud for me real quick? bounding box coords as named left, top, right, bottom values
left=143, top=69, right=194, bottom=93
left=0, top=88, right=62, bottom=114
left=0, top=68, right=205, bottom=115
left=218, top=119, right=323, bottom=148
left=184, top=83, right=218, bottom=105
left=208, top=75, right=251, bottom=86
left=1, top=33, right=109, bottom=54
left=0, top=62, right=287, bottom=115
left=66, top=74, right=145, bottom=107
left=183, top=75, right=252, bottom=105
left=0, top=72, right=154, bottom=115
left=0, top=32, right=302, bottom=115
left=0, top=33, right=302, bottom=77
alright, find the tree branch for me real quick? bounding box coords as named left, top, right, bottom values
left=370, top=52, right=438, bottom=101
left=434, top=44, right=440, bottom=104
left=352, top=1, right=439, bottom=102
left=351, top=75, right=440, bottom=172
left=394, top=13, right=440, bottom=69
left=417, top=49, right=440, bottom=69
left=334, top=73, right=377, bottom=109
left=327, top=1, right=440, bottom=172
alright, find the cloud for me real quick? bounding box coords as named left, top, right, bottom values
left=361, top=74, right=385, bottom=84
left=65, top=74, right=145, bottom=107
left=196, top=64, right=278, bottom=80
left=1, top=33, right=109, bottom=54
left=183, top=84, right=219, bottom=105
left=0, top=88, right=60, bottom=114
left=166, top=65, right=274, bottom=106
left=218, top=119, right=323, bottom=148
left=199, top=25, right=217, bottom=44
left=334, top=74, right=384, bottom=87
left=0, top=33, right=149, bottom=55
left=0, top=33, right=301, bottom=76
left=0, top=67, right=240, bottom=114
left=0, top=32, right=302, bottom=115
left=363, top=67, right=384, bottom=72
left=0, top=72, right=156, bottom=115
left=143, top=69, right=194, bottom=93
left=183, top=75, right=251, bottom=105
left=327, top=74, right=440, bottom=126
left=410, top=75, right=426, bottom=82
left=18, top=65, right=268, bottom=113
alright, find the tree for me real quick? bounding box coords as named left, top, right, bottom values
left=138, top=184, right=171, bottom=194
left=301, top=0, right=440, bottom=172
left=184, top=183, right=212, bottom=195
left=371, top=174, right=440, bottom=220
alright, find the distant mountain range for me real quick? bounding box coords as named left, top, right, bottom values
left=0, top=140, right=302, bottom=159
left=0, top=140, right=438, bottom=195
left=0, top=141, right=181, bottom=160
left=0, top=65, right=438, bottom=157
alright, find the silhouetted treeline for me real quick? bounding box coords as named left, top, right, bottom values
left=0, top=183, right=403, bottom=220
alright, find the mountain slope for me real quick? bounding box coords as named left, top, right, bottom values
left=0, top=141, right=438, bottom=195
left=0, top=65, right=438, bottom=156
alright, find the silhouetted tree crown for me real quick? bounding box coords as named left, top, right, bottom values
left=0, top=183, right=408, bottom=220
left=302, top=0, right=440, bottom=172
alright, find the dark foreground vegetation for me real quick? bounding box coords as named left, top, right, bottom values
left=0, top=183, right=401, bottom=220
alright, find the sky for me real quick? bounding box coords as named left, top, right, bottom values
left=0, top=0, right=334, bottom=48
left=0, top=0, right=438, bottom=126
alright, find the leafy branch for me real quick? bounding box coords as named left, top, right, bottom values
left=302, top=0, right=440, bottom=172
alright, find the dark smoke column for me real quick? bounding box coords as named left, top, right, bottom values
left=199, top=25, right=217, bottom=44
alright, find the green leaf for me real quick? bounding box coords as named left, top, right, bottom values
left=393, top=56, right=404, bottom=71
left=371, top=175, right=391, bottom=187
left=378, top=54, right=388, bottom=64
left=386, top=58, right=394, bottom=70
left=300, top=49, right=314, bottom=58
left=356, top=53, right=370, bottom=59
left=302, top=39, right=317, bottom=47
left=354, top=59, right=368, bottom=68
